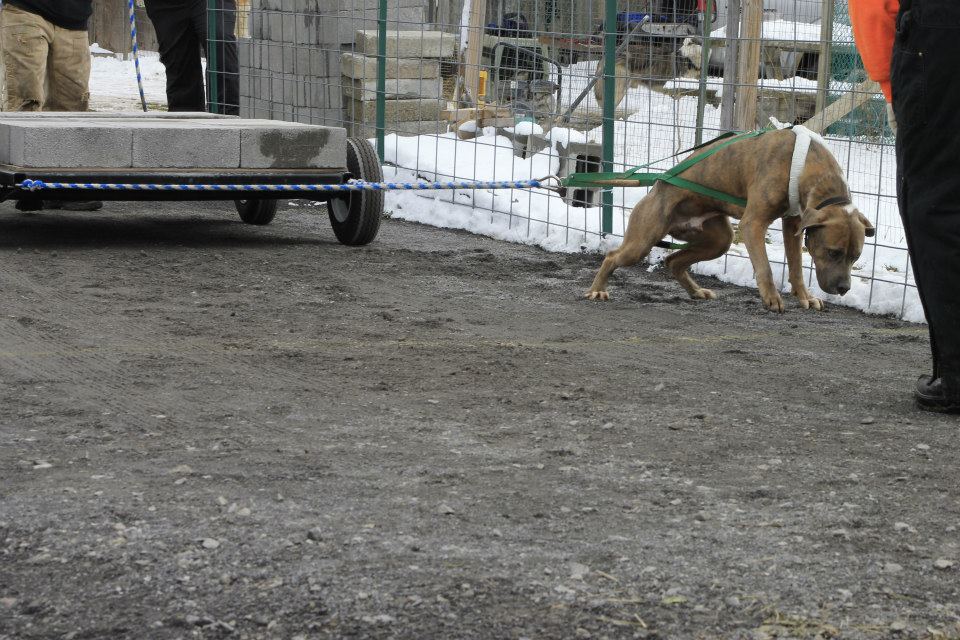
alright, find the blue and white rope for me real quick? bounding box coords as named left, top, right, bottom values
left=128, top=0, right=148, bottom=112
left=18, top=178, right=554, bottom=193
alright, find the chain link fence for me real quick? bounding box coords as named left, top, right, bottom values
left=206, top=0, right=915, bottom=321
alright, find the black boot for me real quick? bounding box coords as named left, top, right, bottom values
left=915, top=375, right=960, bottom=414
left=43, top=200, right=103, bottom=212
left=15, top=198, right=43, bottom=212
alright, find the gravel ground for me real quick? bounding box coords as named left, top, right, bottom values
left=1, top=199, right=958, bottom=640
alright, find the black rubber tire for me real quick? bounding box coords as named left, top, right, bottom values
left=234, top=199, right=279, bottom=225
left=328, top=137, right=383, bottom=246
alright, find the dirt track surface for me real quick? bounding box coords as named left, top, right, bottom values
left=1, top=200, right=958, bottom=640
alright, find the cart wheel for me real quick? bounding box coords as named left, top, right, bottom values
left=235, top=198, right=279, bottom=225
left=328, top=137, right=383, bottom=246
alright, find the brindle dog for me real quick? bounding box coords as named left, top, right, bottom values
left=585, top=128, right=876, bottom=312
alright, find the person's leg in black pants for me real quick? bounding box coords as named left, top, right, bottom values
left=892, top=0, right=960, bottom=412
left=145, top=1, right=206, bottom=112
left=188, top=0, right=239, bottom=115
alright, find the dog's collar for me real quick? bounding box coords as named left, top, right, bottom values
left=814, top=195, right=851, bottom=210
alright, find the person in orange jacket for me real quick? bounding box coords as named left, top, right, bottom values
left=850, top=0, right=960, bottom=414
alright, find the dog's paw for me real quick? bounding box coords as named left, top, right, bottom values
left=586, top=290, right=610, bottom=301
left=792, top=286, right=824, bottom=311
left=798, top=296, right=824, bottom=311
left=691, top=288, right=717, bottom=300
left=762, top=292, right=785, bottom=313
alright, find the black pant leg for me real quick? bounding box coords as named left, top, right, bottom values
left=892, top=0, right=960, bottom=391
left=145, top=1, right=205, bottom=112
left=216, top=0, right=240, bottom=116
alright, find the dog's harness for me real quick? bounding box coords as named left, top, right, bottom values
left=561, top=129, right=769, bottom=208
left=560, top=125, right=852, bottom=243
left=784, top=125, right=815, bottom=217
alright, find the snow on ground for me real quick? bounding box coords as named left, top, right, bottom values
left=89, top=47, right=167, bottom=111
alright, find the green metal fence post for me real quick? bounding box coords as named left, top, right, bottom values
left=601, top=0, right=617, bottom=236
left=207, top=0, right=219, bottom=113
left=375, top=0, right=387, bottom=161
left=695, top=0, right=714, bottom=145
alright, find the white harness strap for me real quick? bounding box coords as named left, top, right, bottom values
left=785, top=126, right=814, bottom=217
left=769, top=118, right=823, bottom=218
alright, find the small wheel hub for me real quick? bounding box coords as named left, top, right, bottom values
left=330, top=197, right=350, bottom=223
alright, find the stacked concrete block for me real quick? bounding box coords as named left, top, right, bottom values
left=341, top=31, right=454, bottom=138
left=239, top=0, right=433, bottom=128
left=340, top=52, right=442, bottom=100
left=354, top=29, right=456, bottom=59
left=0, top=113, right=346, bottom=170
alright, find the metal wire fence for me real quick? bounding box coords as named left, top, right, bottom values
left=204, top=0, right=915, bottom=321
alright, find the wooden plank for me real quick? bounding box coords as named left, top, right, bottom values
left=734, top=0, right=763, bottom=131
left=461, top=0, right=487, bottom=105
left=815, top=0, right=835, bottom=115
left=236, top=0, right=251, bottom=39
left=802, top=80, right=881, bottom=133
left=88, top=0, right=159, bottom=55
left=719, top=0, right=740, bottom=132
left=441, top=105, right=513, bottom=121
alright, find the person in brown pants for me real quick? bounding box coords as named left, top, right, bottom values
left=0, top=0, right=101, bottom=211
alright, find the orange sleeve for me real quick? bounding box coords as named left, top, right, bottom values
left=848, top=0, right=899, bottom=101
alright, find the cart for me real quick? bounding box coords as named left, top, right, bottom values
left=0, top=114, right=384, bottom=246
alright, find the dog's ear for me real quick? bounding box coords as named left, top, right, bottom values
left=796, top=207, right=828, bottom=236
left=857, top=211, right=876, bottom=237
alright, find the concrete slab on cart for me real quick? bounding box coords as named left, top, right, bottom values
left=0, top=113, right=347, bottom=169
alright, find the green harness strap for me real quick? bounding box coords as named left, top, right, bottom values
left=562, top=128, right=771, bottom=207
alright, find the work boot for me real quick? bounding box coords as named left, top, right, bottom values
left=915, top=375, right=960, bottom=414
left=43, top=200, right=103, bottom=211
left=15, top=198, right=43, bottom=212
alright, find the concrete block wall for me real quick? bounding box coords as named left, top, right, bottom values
left=339, top=31, right=454, bottom=138
left=239, top=0, right=468, bottom=141
left=238, top=0, right=437, bottom=129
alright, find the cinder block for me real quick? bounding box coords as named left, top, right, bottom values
left=1, top=121, right=133, bottom=168
left=238, top=38, right=251, bottom=69
left=354, top=29, right=454, bottom=58
left=281, top=12, right=296, bottom=43
left=131, top=123, right=241, bottom=169
left=337, top=0, right=425, bottom=9
left=351, top=7, right=425, bottom=32
left=251, top=98, right=274, bottom=118
left=340, top=52, right=440, bottom=80
left=248, top=9, right=264, bottom=38
left=268, top=12, right=282, bottom=40
left=342, top=76, right=443, bottom=100
left=266, top=41, right=285, bottom=73
left=347, top=119, right=450, bottom=139
left=278, top=12, right=337, bottom=46
left=294, top=46, right=311, bottom=76
left=293, top=106, right=343, bottom=125
left=394, top=6, right=426, bottom=27
left=344, top=97, right=445, bottom=122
